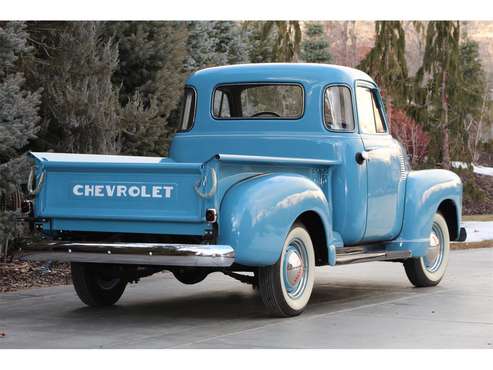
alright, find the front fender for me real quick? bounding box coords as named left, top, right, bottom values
left=218, top=173, right=332, bottom=266
left=394, top=169, right=462, bottom=256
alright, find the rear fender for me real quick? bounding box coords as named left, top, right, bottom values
left=218, top=173, right=333, bottom=266
left=389, top=169, right=462, bottom=256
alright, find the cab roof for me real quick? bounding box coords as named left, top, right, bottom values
left=186, top=63, right=375, bottom=87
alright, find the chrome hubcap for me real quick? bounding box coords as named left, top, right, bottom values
left=286, top=250, right=304, bottom=286
left=283, top=239, right=308, bottom=299
left=424, top=224, right=444, bottom=273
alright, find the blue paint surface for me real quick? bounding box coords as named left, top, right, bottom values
left=30, top=64, right=463, bottom=266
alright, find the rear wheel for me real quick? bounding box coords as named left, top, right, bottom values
left=172, top=267, right=209, bottom=285
left=71, top=263, right=127, bottom=307
left=404, top=213, right=450, bottom=287
left=258, top=223, right=315, bottom=317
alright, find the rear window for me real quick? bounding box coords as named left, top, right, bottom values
left=212, top=84, right=304, bottom=119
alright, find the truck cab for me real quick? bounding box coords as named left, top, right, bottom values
left=22, top=64, right=465, bottom=317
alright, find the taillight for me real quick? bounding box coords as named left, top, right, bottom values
left=205, top=208, right=217, bottom=223
left=21, top=200, right=33, bottom=214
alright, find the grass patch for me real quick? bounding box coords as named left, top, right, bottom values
left=462, top=214, right=493, bottom=221
left=451, top=240, right=493, bottom=250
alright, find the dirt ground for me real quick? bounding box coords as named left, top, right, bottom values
left=0, top=261, right=71, bottom=293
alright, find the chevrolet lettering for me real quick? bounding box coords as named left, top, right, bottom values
left=20, top=64, right=467, bottom=317
left=72, top=184, right=174, bottom=199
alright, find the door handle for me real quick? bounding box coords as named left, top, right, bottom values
left=355, top=151, right=370, bottom=165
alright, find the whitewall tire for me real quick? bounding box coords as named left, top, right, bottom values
left=404, top=213, right=450, bottom=287
left=258, top=223, right=315, bottom=317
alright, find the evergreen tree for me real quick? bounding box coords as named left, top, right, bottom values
left=416, top=21, right=461, bottom=168
left=107, top=22, right=188, bottom=155
left=301, top=22, right=332, bottom=64
left=453, top=38, right=487, bottom=161
left=185, top=21, right=249, bottom=72
left=27, top=22, right=120, bottom=154
left=184, top=22, right=215, bottom=71
left=246, top=21, right=302, bottom=62
left=208, top=21, right=249, bottom=65
left=0, top=22, right=41, bottom=253
left=245, top=21, right=278, bottom=63
left=118, top=92, right=162, bottom=156
left=458, top=40, right=485, bottom=116
left=358, top=21, right=408, bottom=126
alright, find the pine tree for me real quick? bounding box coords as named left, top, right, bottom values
left=301, top=22, right=332, bottom=64
left=27, top=22, right=121, bottom=154
left=107, top=22, right=188, bottom=156
left=358, top=21, right=408, bottom=126
left=184, top=22, right=215, bottom=71
left=185, top=21, right=249, bottom=72
left=246, top=21, right=302, bottom=62
left=118, top=92, right=162, bottom=156
left=0, top=22, right=41, bottom=253
left=208, top=21, right=249, bottom=65
left=454, top=38, right=487, bottom=161
left=245, top=21, right=278, bottom=63
left=416, top=21, right=461, bottom=168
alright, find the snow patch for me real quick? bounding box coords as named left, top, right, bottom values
left=451, top=161, right=469, bottom=169
left=451, top=161, right=493, bottom=177
left=462, top=221, right=493, bottom=242
left=472, top=164, right=493, bottom=177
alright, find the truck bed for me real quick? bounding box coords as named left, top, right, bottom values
left=29, top=152, right=210, bottom=236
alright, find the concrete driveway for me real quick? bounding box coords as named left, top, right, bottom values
left=1, top=248, right=492, bottom=348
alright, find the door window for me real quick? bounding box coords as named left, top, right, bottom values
left=356, top=86, right=387, bottom=134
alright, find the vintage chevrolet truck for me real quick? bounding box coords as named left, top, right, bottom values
left=21, top=63, right=467, bottom=317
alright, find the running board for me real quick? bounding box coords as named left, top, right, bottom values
left=335, top=246, right=411, bottom=265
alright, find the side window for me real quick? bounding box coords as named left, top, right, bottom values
left=213, top=90, right=231, bottom=118
left=178, top=87, right=196, bottom=131
left=356, top=86, right=387, bottom=134
left=324, top=86, right=354, bottom=131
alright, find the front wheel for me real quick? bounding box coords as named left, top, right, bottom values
left=71, top=263, right=127, bottom=307
left=404, top=213, right=450, bottom=287
left=258, top=223, right=315, bottom=317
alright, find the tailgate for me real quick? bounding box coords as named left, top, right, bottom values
left=30, top=152, right=207, bottom=233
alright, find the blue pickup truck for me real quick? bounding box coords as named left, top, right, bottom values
left=21, top=63, right=466, bottom=316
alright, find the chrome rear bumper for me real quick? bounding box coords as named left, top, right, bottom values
left=19, top=240, right=235, bottom=267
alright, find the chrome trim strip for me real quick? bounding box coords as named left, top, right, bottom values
left=216, top=153, right=340, bottom=167
left=19, top=241, right=235, bottom=267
